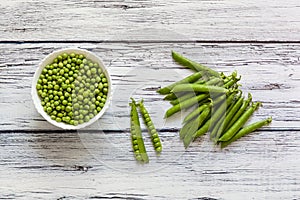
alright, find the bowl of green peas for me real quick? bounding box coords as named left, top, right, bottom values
left=32, top=48, right=112, bottom=129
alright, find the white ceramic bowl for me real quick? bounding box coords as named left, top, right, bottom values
left=31, top=48, right=112, bottom=129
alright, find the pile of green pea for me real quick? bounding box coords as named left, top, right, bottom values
left=36, top=52, right=109, bottom=126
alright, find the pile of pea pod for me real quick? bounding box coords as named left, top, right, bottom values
left=158, top=51, right=272, bottom=148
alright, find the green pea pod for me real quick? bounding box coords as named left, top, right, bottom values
left=204, top=77, right=224, bottom=86
left=170, top=93, right=195, bottom=106
left=183, top=107, right=211, bottom=148
left=130, top=98, right=149, bottom=163
left=194, top=79, right=206, bottom=84
left=213, top=94, right=244, bottom=142
left=157, top=72, right=202, bottom=95
left=218, top=102, right=261, bottom=142
left=209, top=92, right=236, bottom=139
left=180, top=104, right=209, bottom=139
left=221, top=117, right=272, bottom=148
left=210, top=92, right=240, bottom=141
left=170, top=78, right=224, bottom=106
left=171, top=84, right=228, bottom=94
left=165, top=93, right=209, bottom=118
left=182, top=93, right=226, bottom=124
left=138, top=99, right=162, bottom=153
left=183, top=103, right=210, bottom=124
left=183, top=92, right=234, bottom=148
left=225, top=93, right=252, bottom=131
left=224, top=75, right=241, bottom=89
left=171, top=51, right=220, bottom=77
left=163, top=93, right=177, bottom=101
left=223, top=95, right=244, bottom=128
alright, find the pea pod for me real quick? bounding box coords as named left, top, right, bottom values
left=170, top=93, right=195, bottom=106
left=210, top=93, right=239, bottom=142
left=221, top=117, right=272, bottom=148
left=224, top=75, right=241, bottom=89
left=171, top=84, right=228, bottom=94
left=209, top=92, right=237, bottom=139
left=138, top=99, right=162, bottom=153
left=157, top=72, right=202, bottom=95
left=225, top=93, right=252, bottom=131
left=183, top=103, right=209, bottom=124
left=183, top=94, right=225, bottom=124
left=165, top=93, right=209, bottom=118
left=180, top=104, right=209, bottom=139
left=182, top=107, right=211, bottom=147
left=212, top=94, right=244, bottom=142
left=222, top=95, right=244, bottom=129
left=218, top=102, right=261, bottom=142
left=170, top=78, right=224, bottom=105
left=171, top=51, right=220, bottom=77
left=183, top=92, right=235, bottom=148
left=194, top=79, right=206, bottom=84
left=204, top=77, right=224, bottom=86
left=163, top=93, right=177, bottom=101
left=130, top=98, right=149, bottom=163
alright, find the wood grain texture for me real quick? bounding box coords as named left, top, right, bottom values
left=1, top=1, right=300, bottom=198
left=0, top=0, right=300, bottom=41
left=0, top=43, right=299, bottom=130
left=0, top=130, right=299, bottom=199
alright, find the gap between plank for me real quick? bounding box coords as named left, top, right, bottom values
left=1, top=40, right=300, bottom=44
left=0, top=128, right=299, bottom=134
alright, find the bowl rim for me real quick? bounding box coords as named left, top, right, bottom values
left=31, top=47, right=112, bottom=130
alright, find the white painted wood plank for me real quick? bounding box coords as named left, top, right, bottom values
left=0, top=0, right=300, bottom=41
left=0, top=131, right=299, bottom=199
left=0, top=43, right=300, bottom=130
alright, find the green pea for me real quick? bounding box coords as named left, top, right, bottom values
left=154, top=142, right=161, bottom=148
left=66, top=106, right=72, bottom=112
left=41, top=92, right=47, bottom=98
left=132, top=140, right=138, bottom=145
left=155, top=147, right=162, bottom=152
left=99, top=97, right=105, bottom=102
left=78, top=95, right=83, bottom=101
left=83, top=99, right=89, bottom=104
left=89, top=113, right=94, bottom=119
left=46, top=107, right=52, bottom=113
left=84, top=116, right=90, bottom=122
left=103, top=88, right=108, bottom=94
left=90, top=68, right=97, bottom=74
left=153, top=138, right=160, bottom=143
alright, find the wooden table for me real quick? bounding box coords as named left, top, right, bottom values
left=1, top=1, right=300, bottom=199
